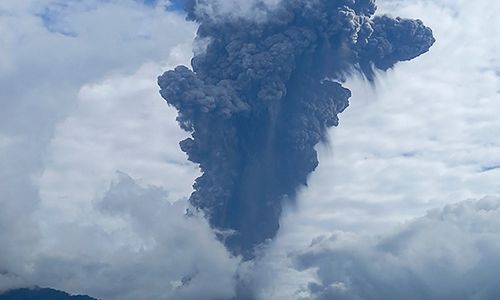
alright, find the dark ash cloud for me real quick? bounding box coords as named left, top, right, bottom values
left=158, top=0, right=435, bottom=258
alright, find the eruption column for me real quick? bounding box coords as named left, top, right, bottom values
left=159, top=0, right=434, bottom=258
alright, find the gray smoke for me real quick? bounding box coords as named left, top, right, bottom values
left=158, top=0, right=434, bottom=258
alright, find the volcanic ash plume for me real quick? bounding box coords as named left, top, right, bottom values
left=158, top=0, right=434, bottom=258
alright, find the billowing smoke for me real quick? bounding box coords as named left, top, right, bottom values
left=158, top=0, right=434, bottom=258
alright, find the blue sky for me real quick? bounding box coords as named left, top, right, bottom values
left=1, top=0, right=500, bottom=299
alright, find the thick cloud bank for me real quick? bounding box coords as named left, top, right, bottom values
left=0, top=172, right=238, bottom=300
left=158, top=0, right=434, bottom=257
left=294, top=197, right=500, bottom=299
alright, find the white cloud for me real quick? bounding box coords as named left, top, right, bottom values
left=244, top=197, right=500, bottom=299
left=29, top=172, right=239, bottom=300
left=292, top=197, right=500, bottom=300
left=38, top=60, right=199, bottom=223
left=1, top=50, right=239, bottom=298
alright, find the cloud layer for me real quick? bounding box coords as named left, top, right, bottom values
left=294, top=197, right=500, bottom=299
left=33, top=172, right=238, bottom=300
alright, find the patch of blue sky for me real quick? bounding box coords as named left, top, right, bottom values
left=37, top=4, right=77, bottom=37
left=167, top=0, right=186, bottom=12
left=138, top=0, right=186, bottom=13
left=142, top=0, right=158, bottom=6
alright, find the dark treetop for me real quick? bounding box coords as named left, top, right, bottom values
left=0, top=288, right=99, bottom=300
